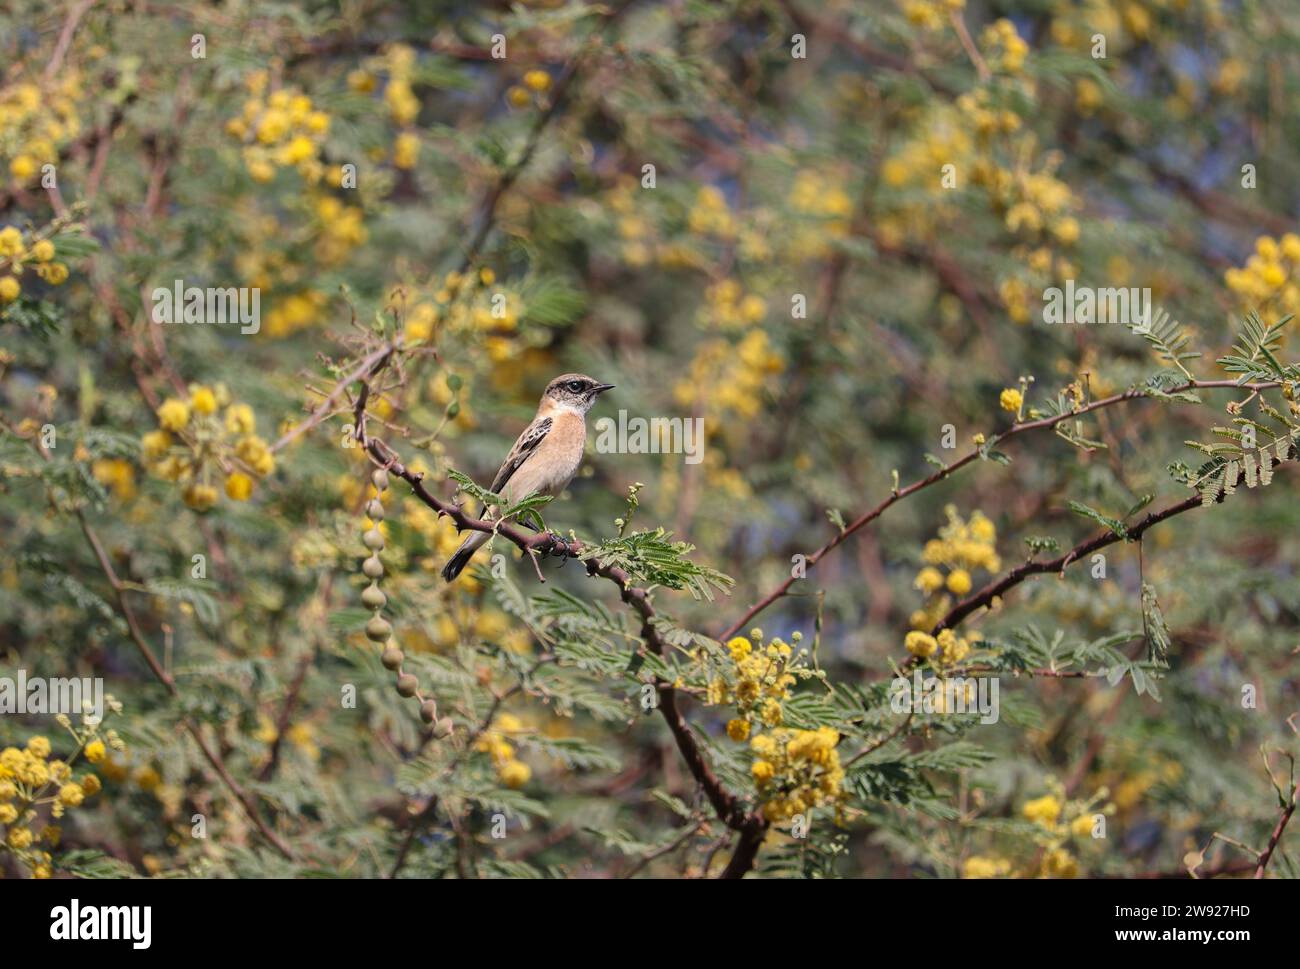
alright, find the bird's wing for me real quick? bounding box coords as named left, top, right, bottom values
left=490, top=416, right=553, bottom=495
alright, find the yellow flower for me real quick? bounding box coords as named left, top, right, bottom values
left=905, top=631, right=937, bottom=658
left=27, top=736, right=51, bottom=758
left=393, top=131, right=420, bottom=169
left=135, top=766, right=161, bottom=791
left=999, top=388, right=1023, bottom=413
left=914, top=567, right=944, bottom=595
left=1070, top=813, right=1096, bottom=837
left=0, top=275, right=19, bottom=302
left=8, top=826, right=34, bottom=849
left=225, top=403, right=255, bottom=435
left=190, top=386, right=217, bottom=415
left=30, top=239, right=55, bottom=262
left=141, top=430, right=171, bottom=461
left=499, top=760, right=531, bottom=789
left=726, top=636, right=752, bottom=662
left=946, top=568, right=972, bottom=595
left=10, top=155, right=38, bottom=182
left=726, top=718, right=751, bottom=742
left=751, top=759, right=774, bottom=783
left=523, top=70, right=551, bottom=93
left=1052, top=217, right=1080, bottom=245
left=42, top=262, right=69, bottom=285
left=157, top=398, right=190, bottom=432
left=80, top=774, right=101, bottom=796
left=58, top=782, right=85, bottom=807
left=962, top=855, right=1011, bottom=878
left=1044, top=847, right=1078, bottom=878
left=225, top=471, right=254, bottom=501
left=0, top=226, right=23, bottom=256
left=506, top=86, right=531, bottom=108
left=182, top=483, right=219, bottom=511
left=1022, top=794, right=1062, bottom=827
left=0, top=803, right=17, bottom=823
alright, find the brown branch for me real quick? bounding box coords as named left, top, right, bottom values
left=719, top=380, right=1280, bottom=642
left=367, top=435, right=769, bottom=877
left=936, top=447, right=1291, bottom=634
left=1255, top=780, right=1298, bottom=878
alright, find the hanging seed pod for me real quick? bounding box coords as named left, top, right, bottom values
left=396, top=673, right=418, bottom=697
left=419, top=699, right=438, bottom=724
left=361, top=583, right=387, bottom=610
left=435, top=717, right=454, bottom=738
left=381, top=646, right=404, bottom=671
left=365, top=499, right=385, bottom=521
left=362, top=555, right=384, bottom=579
left=363, top=528, right=385, bottom=551
left=372, top=468, right=389, bottom=491
left=365, top=616, right=392, bottom=642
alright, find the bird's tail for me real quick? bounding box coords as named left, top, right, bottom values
left=441, top=529, right=491, bottom=583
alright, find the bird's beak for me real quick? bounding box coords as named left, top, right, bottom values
left=593, top=383, right=616, bottom=395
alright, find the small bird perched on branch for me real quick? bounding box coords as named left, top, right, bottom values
left=440, top=373, right=615, bottom=582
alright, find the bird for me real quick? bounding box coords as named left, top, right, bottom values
left=440, top=372, right=615, bottom=582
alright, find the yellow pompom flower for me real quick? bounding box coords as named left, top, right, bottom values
left=141, top=430, right=171, bottom=461
left=727, top=636, right=752, bottom=661
left=726, top=718, right=751, bottom=742
left=58, top=782, right=85, bottom=807
left=84, top=739, right=106, bottom=764
left=1023, top=794, right=1062, bottom=827
left=40, top=262, right=69, bottom=285
left=905, top=631, right=937, bottom=658
left=499, top=760, right=531, bottom=789
left=946, top=568, right=972, bottom=595
left=523, top=70, right=551, bottom=93
left=0, top=276, right=19, bottom=302
left=8, top=826, right=34, bottom=849
left=157, top=398, right=190, bottom=432
left=30, top=239, right=55, bottom=262
left=914, top=566, right=944, bottom=595
left=225, top=403, right=255, bottom=435
left=999, top=388, right=1023, bottom=413
left=190, top=386, right=217, bottom=415
left=224, top=471, right=254, bottom=501
left=182, top=483, right=219, bottom=511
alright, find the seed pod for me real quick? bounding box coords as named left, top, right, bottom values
left=435, top=717, right=454, bottom=738
left=381, top=646, right=404, bottom=670
left=362, top=555, right=384, bottom=579
left=419, top=699, right=438, bottom=724
left=372, top=468, right=389, bottom=491
left=396, top=673, right=418, bottom=697
left=361, top=583, right=387, bottom=610
left=363, top=528, right=385, bottom=551
left=366, top=499, right=385, bottom=521
left=365, top=616, right=392, bottom=642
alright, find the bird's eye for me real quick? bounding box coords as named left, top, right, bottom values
left=567, top=381, right=585, bottom=393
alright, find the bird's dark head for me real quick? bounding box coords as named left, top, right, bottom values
left=542, top=373, right=615, bottom=414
